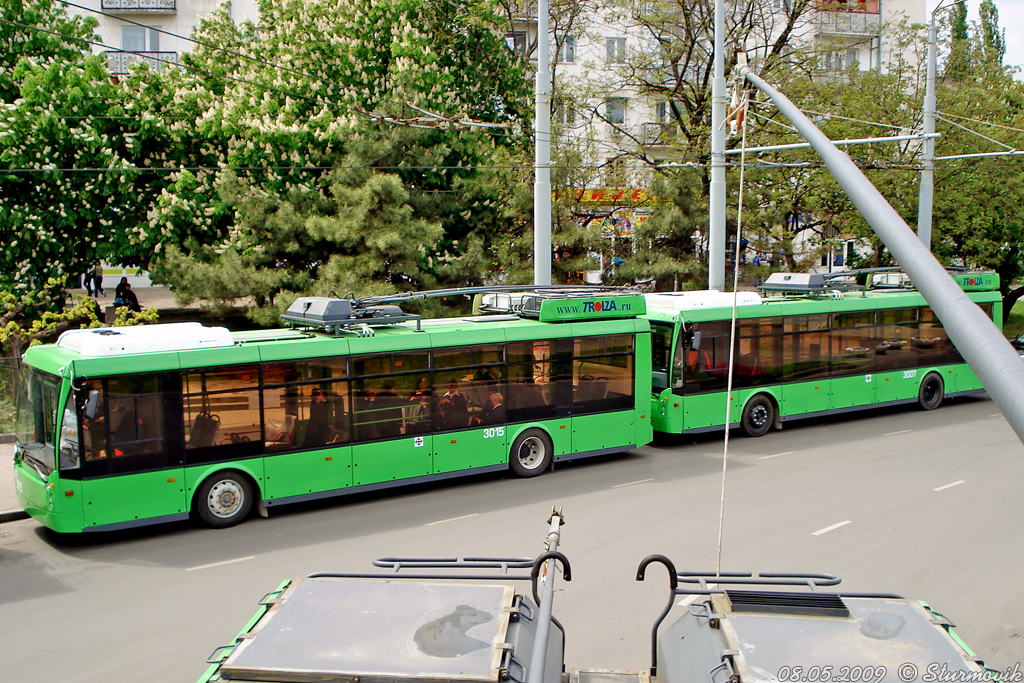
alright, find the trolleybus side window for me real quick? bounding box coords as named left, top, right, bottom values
left=572, top=334, right=635, bottom=414
left=781, top=315, right=830, bottom=382
left=432, top=345, right=504, bottom=432
left=263, top=359, right=352, bottom=450
left=352, top=351, right=432, bottom=439
left=507, top=341, right=557, bottom=421
left=79, top=374, right=178, bottom=477
left=183, top=365, right=261, bottom=462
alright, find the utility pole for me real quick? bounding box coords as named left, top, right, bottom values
left=708, top=0, right=726, bottom=291
left=919, top=0, right=965, bottom=250
left=534, top=0, right=552, bottom=285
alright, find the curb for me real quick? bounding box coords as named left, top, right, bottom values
left=0, top=509, right=28, bottom=523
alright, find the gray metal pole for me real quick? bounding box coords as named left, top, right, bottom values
left=526, top=508, right=564, bottom=683
left=533, top=0, right=552, bottom=286
left=918, top=14, right=937, bottom=249
left=739, top=66, right=1024, bottom=445
left=708, top=0, right=727, bottom=291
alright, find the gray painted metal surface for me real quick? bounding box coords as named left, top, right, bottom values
left=658, top=593, right=985, bottom=683
left=738, top=66, right=1024, bottom=446
left=220, top=579, right=517, bottom=683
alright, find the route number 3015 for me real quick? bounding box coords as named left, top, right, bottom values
left=483, top=427, right=505, bottom=439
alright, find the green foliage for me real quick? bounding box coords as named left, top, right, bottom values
left=978, top=0, right=1006, bottom=66
left=0, top=0, right=181, bottom=298
left=0, top=0, right=98, bottom=101
left=944, top=1, right=971, bottom=80
left=140, top=0, right=530, bottom=317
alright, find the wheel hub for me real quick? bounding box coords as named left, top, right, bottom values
left=209, top=481, right=243, bottom=518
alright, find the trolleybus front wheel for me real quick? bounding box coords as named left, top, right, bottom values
left=918, top=373, right=944, bottom=411
left=195, top=471, right=254, bottom=528
left=741, top=394, right=775, bottom=438
left=510, top=429, right=553, bottom=478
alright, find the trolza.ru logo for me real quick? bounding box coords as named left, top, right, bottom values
left=582, top=300, right=629, bottom=313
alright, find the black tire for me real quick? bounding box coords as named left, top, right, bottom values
left=741, top=394, right=775, bottom=437
left=509, top=429, right=553, bottom=478
left=918, top=372, right=944, bottom=411
left=195, top=471, right=254, bottom=528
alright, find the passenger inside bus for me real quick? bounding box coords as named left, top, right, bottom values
left=436, top=379, right=470, bottom=430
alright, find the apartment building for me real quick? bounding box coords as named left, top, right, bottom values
left=504, top=0, right=925, bottom=280
left=64, top=0, right=257, bottom=75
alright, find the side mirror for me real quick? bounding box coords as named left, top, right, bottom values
left=84, top=390, right=99, bottom=420
left=690, top=330, right=702, bottom=352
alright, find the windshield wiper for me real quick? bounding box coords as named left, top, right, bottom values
left=17, top=443, right=50, bottom=480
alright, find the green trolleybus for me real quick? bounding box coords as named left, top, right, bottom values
left=13, top=289, right=652, bottom=533
left=644, top=270, right=1002, bottom=437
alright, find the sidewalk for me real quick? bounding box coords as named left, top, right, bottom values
left=2, top=286, right=205, bottom=524
left=1, top=442, right=25, bottom=523
left=68, top=284, right=199, bottom=312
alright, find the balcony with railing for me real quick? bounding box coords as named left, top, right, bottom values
left=815, top=0, right=881, bottom=36
left=106, top=51, right=178, bottom=75
left=100, top=0, right=175, bottom=11
left=642, top=122, right=678, bottom=147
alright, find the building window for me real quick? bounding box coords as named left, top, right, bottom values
left=605, top=158, right=626, bottom=186
left=825, top=49, right=859, bottom=71
left=655, top=101, right=672, bottom=123
left=561, top=36, right=576, bottom=63
left=606, top=37, right=626, bottom=63
left=605, top=98, right=626, bottom=124
left=554, top=99, right=576, bottom=126
left=122, top=26, right=160, bottom=52
left=506, top=32, right=527, bottom=57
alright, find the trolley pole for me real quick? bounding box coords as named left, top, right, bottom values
left=527, top=507, right=565, bottom=683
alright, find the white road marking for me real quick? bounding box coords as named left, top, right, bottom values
left=883, top=429, right=912, bottom=436
left=425, top=513, right=479, bottom=527
left=186, top=556, right=255, bottom=572
left=612, top=478, right=655, bottom=488
left=934, top=480, right=966, bottom=492
left=988, top=413, right=1003, bottom=418
left=812, top=520, right=852, bottom=536
left=758, top=451, right=793, bottom=460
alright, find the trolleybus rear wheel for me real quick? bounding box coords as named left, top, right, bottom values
left=196, top=471, right=254, bottom=528
left=741, top=394, right=775, bottom=438
left=918, top=373, right=944, bottom=411
left=510, top=429, right=553, bottom=478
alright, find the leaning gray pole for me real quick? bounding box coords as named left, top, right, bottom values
left=533, top=0, right=552, bottom=286
left=739, top=66, right=1024, bottom=445
left=918, top=14, right=938, bottom=249
left=527, top=508, right=564, bottom=683
left=708, top=0, right=727, bottom=291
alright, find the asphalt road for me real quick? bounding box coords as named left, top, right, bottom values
left=1, top=396, right=1022, bottom=682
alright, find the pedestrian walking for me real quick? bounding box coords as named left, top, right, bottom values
left=92, top=264, right=105, bottom=296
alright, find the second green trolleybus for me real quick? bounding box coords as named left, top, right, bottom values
left=644, top=270, right=1002, bottom=437
left=13, top=289, right=652, bottom=533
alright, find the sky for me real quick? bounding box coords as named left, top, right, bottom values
left=924, top=0, right=1024, bottom=71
